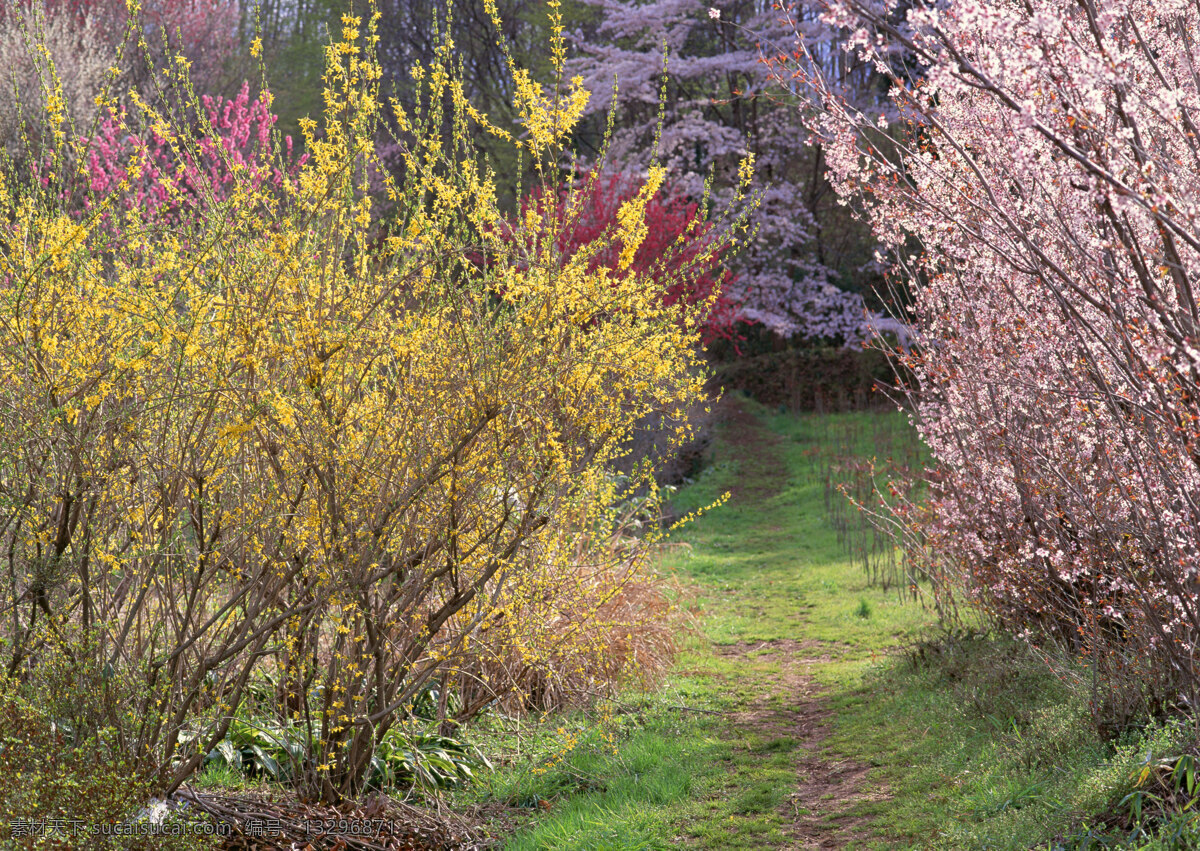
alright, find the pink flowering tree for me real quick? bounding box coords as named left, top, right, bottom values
left=782, top=0, right=1200, bottom=717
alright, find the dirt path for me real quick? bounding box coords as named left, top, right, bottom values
left=715, top=398, right=881, bottom=850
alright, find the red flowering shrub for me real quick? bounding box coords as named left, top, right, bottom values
left=503, top=172, right=744, bottom=346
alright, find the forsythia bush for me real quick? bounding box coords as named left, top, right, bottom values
left=0, top=3, right=748, bottom=802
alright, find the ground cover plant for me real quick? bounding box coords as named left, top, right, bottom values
left=0, top=0, right=754, bottom=831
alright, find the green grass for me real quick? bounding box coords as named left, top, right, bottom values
left=470, top=397, right=1193, bottom=850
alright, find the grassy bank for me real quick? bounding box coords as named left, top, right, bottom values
left=463, top=398, right=1198, bottom=850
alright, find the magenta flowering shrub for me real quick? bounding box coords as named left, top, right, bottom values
left=500, top=171, right=744, bottom=345
left=782, top=0, right=1200, bottom=714
left=84, top=82, right=305, bottom=224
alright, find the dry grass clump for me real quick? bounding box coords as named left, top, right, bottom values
left=434, top=505, right=683, bottom=721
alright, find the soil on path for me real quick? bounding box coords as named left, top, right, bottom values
left=714, top=398, right=883, bottom=850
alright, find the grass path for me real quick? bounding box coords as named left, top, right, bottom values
left=715, top=636, right=875, bottom=849
left=709, top=399, right=879, bottom=849
left=486, top=396, right=937, bottom=849
left=483, top=397, right=1176, bottom=850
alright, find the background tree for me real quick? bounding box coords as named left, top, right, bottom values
left=0, top=0, right=239, bottom=153
left=227, top=0, right=901, bottom=354
left=569, top=0, right=892, bottom=343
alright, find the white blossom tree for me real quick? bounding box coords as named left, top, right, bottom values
left=570, top=0, right=895, bottom=341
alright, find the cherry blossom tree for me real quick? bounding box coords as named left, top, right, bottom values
left=782, top=0, right=1200, bottom=716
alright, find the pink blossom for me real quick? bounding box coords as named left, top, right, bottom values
left=777, top=0, right=1200, bottom=701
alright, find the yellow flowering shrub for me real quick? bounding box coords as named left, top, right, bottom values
left=0, top=2, right=751, bottom=802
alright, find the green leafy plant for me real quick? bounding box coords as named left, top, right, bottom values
left=368, top=729, right=492, bottom=792
left=181, top=719, right=307, bottom=783
left=0, top=679, right=218, bottom=849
